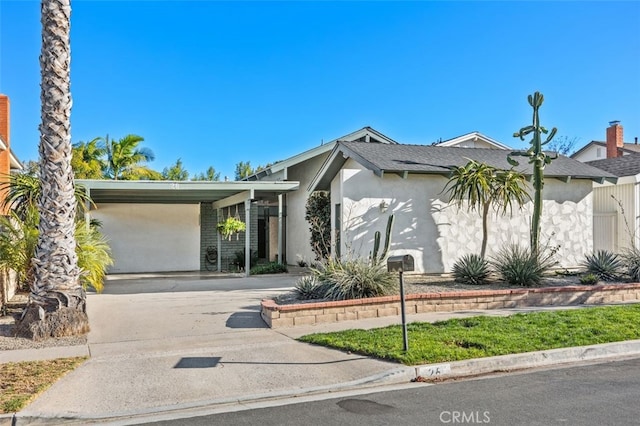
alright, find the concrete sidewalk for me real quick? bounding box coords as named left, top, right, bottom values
left=3, top=274, right=640, bottom=425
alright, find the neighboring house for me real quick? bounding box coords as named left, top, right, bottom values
left=0, top=94, right=24, bottom=306
left=571, top=121, right=640, bottom=162
left=307, top=141, right=615, bottom=273
left=586, top=154, right=640, bottom=253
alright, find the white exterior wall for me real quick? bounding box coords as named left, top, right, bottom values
left=285, top=153, right=331, bottom=264
left=335, top=160, right=594, bottom=273
left=592, top=178, right=639, bottom=252
left=92, top=203, right=200, bottom=273
left=573, top=145, right=607, bottom=162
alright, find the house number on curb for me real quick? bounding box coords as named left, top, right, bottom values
left=423, top=364, right=452, bottom=377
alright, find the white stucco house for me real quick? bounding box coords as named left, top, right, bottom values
left=79, top=126, right=616, bottom=276
left=306, top=141, right=615, bottom=273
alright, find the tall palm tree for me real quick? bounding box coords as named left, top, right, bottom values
left=444, top=160, right=530, bottom=258
left=17, top=0, right=88, bottom=339
left=104, top=134, right=157, bottom=180
left=71, top=137, right=105, bottom=179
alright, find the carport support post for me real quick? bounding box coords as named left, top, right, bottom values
left=217, top=208, right=222, bottom=272
left=245, top=199, right=251, bottom=277
left=278, top=194, right=283, bottom=265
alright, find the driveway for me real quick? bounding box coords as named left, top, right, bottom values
left=19, top=273, right=400, bottom=421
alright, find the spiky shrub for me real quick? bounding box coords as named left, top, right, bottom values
left=295, top=275, right=329, bottom=300
left=491, top=244, right=557, bottom=287
left=452, top=254, right=491, bottom=285
left=321, top=259, right=397, bottom=301
left=582, top=250, right=623, bottom=282
left=75, top=222, right=114, bottom=293
left=621, top=248, right=640, bottom=282
left=579, top=273, right=599, bottom=285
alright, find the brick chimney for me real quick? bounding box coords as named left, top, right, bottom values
left=606, top=120, right=623, bottom=158
left=0, top=94, right=10, bottom=214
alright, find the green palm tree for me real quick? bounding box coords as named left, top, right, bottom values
left=104, top=134, right=157, bottom=180
left=71, top=137, right=105, bottom=179
left=0, top=173, right=93, bottom=220
left=444, top=160, right=530, bottom=258
left=16, top=0, right=88, bottom=340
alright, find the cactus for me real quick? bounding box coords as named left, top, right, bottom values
left=508, top=92, right=557, bottom=255
left=371, top=214, right=395, bottom=265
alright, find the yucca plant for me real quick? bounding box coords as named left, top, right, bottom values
left=491, top=244, right=557, bottom=287
left=582, top=250, right=622, bottom=282
left=452, top=254, right=491, bottom=285
left=295, top=275, right=329, bottom=300
left=621, top=248, right=640, bottom=282
left=321, top=259, right=397, bottom=301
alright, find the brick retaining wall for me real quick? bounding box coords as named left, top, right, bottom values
left=260, top=283, right=640, bottom=328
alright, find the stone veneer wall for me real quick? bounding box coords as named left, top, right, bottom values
left=261, top=283, right=640, bottom=328
left=200, top=203, right=258, bottom=271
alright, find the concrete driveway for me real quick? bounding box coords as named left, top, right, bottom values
left=19, top=273, right=401, bottom=422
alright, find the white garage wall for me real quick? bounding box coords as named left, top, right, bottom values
left=92, top=203, right=201, bottom=273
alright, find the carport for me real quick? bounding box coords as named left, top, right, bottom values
left=76, top=179, right=300, bottom=276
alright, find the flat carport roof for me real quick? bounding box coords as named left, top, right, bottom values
left=75, top=179, right=300, bottom=207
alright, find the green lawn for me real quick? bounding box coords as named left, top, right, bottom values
left=298, top=305, right=640, bottom=366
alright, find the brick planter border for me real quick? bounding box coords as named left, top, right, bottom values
left=260, top=283, right=640, bottom=328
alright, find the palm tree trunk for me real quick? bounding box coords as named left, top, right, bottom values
left=481, top=201, right=490, bottom=258
left=16, top=0, right=89, bottom=340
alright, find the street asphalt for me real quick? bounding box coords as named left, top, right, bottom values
left=2, top=272, right=640, bottom=425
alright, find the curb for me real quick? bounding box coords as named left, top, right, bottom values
left=10, top=339, right=640, bottom=425
left=0, top=345, right=90, bottom=364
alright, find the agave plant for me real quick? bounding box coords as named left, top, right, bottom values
left=491, top=244, right=557, bottom=287
left=582, top=250, right=623, bottom=282
left=621, top=248, right=640, bottom=282
left=452, top=254, right=491, bottom=285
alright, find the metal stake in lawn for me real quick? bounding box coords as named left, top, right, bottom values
left=387, top=255, right=415, bottom=352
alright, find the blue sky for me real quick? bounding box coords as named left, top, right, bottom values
left=1, top=0, right=639, bottom=180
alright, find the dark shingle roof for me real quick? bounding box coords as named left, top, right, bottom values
left=341, top=141, right=616, bottom=179
left=586, top=154, right=640, bottom=177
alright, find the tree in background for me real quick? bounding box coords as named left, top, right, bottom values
left=17, top=0, right=88, bottom=340
left=104, top=134, right=158, bottom=180
left=71, top=137, right=105, bottom=179
left=235, top=161, right=254, bottom=180
left=546, top=135, right=578, bottom=157
left=192, top=166, right=220, bottom=181
left=162, top=158, right=189, bottom=181
left=509, top=91, right=558, bottom=255
left=444, top=160, right=530, bottom=258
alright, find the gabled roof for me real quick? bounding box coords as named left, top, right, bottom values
left=570, top=140, right=640, bottom=159
left=435, top=131, right=511, bottom=150
left=586, top=153, right=640, bottom=178
left=243, top=126, right=397, bottom=181
left=309, top=142, right=617, bottom=191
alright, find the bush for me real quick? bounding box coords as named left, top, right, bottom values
left=295, top=275, right=330, bottom=300
left=233, top=249, right=259, bottom=270
left=579, top=273, right=599, bottom=285
left=250, top=262, right=288, bottom=275
left=452, top=254, right=491, bottom=285
left=582, top=250, right=622, bottom=282
left=311, top=258, right=397, bottom=301
left=491, top=245, right=556, bottom=287
left=621, top=248, right=640, bottom=282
